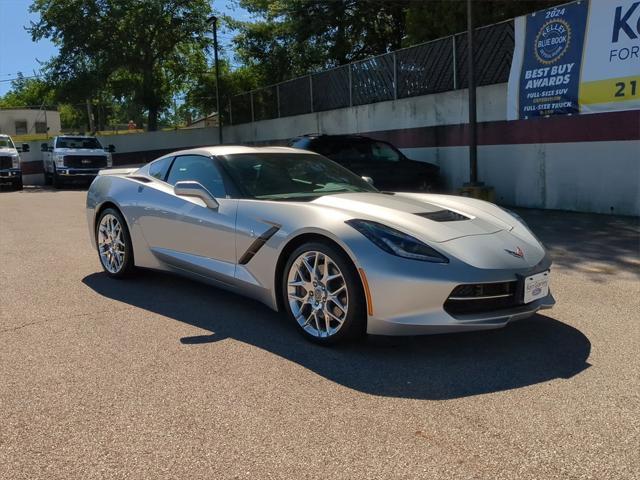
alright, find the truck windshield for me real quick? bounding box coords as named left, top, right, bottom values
left=56, top=137, right=103, bottom=149
left=0, top=137, right=15, bottom=148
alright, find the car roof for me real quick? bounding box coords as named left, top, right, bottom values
left=57, top=135, right=98, bottom=139
left=297, top=134, right=371, bottom=140
left=168, top=145, right=317, bottom=157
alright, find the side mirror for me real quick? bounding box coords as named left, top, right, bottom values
left=41, top=143, right=49, bottom=152
left=106, top=144, right=115, bottom=153
left=21, top=143, right=30, bottom=153
left=174, top=181, right=219, bottom=209
left=362, top=176, right=374, bottom=186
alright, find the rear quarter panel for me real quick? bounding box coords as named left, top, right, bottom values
left=87, top=175, right=160, bottom=268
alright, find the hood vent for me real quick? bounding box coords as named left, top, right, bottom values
left=415, top=209, right=469, bottom=222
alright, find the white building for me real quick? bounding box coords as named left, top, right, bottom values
left=0, top=108, right=61, bottom=136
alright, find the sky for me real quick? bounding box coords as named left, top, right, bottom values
left=0, top=0, right=251, bottom=96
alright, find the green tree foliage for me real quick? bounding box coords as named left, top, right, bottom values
left=231, top=0, right=410, bottom=83
left=405, top=0, right=566, bottom=45
left=0, top=74, right=88, bottom=130
left=230, top=0, right=566, bottom=87
left=0, top=74, right=55, bottom=108
left=186, top=60, right=261, bottom=122
left=29, top=0, right=212, bottom=130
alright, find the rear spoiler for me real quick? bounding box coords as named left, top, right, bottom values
left=98, top=167, right=138, bottom=176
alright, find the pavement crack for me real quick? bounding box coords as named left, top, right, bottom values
left=0, top=306, right=138, bottom=334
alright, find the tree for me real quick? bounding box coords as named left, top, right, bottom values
left=29, top=0, right=212, bottom=131
left=231, top=0, right=410, bottom=84
left=229, top=0, right=568, bottom=87
left=0, top=73, right=55, bottom=108
left=404, top=0, right=567, bottom=46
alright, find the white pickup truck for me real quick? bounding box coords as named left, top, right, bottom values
left=0, top=134, right=30, bottom=190
left=42, top=135, right=114, bottom=188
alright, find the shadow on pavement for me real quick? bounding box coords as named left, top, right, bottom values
left=517, top=208, right=640, bottom=279
left=83, top=270, right=591, bottom=400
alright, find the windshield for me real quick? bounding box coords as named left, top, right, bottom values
left=220, top=153, right=378, bottom=200
left=55, top=137, right=103, bottom=149
left=0, top=137, right=15, bottom=149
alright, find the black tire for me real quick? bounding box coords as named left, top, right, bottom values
left=52, top=167, right=63, bottom=189
left=15, top=178, right=23, bottom=190
left=95, top=207, right=136, bottom=278
left=281, top=241, right=366, bottom=344
left=44, top=169, right=52, bottom=185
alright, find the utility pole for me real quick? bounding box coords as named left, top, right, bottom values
left=86, top=99, right=95, bottom=133
left=208, top=15, right=223, bottom=145
left=466, top=0, right=478, bottom=185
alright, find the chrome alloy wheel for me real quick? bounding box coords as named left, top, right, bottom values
left=287, top=250, right=349, bottom=338
left=98, top=214, right=126, bottom=274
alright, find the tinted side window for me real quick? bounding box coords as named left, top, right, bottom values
left=370, top=141, right=401, bottom=162
left=166, top=155, right=226, bottom=198
left=330, top=140, right=369, bottom=162
left=148, top=156, right=173, bottom=181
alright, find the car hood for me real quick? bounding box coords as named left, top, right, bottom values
left=54, top=148, right=107, bottom=156
left=312, top=192, right=517, bottom=243
left=0, top=147, right=18, bottom=155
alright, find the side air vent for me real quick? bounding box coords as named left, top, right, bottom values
left=238, top=224, right=281, bottom=264
left=415, top=210, right=469, bottom=222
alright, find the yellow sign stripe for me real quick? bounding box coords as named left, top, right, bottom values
left=579, top=76, right=640, bottom=105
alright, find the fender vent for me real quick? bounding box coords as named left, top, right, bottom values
left=415, top=210, right=469, bottom=222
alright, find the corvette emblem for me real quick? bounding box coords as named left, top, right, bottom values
left=505, top=246, right=524, bottom=258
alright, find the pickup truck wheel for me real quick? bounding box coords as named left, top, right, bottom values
left=15, top=178, right=23, bottom=190
left=52, top=168, right=63, bottom=189
left=96, top=208, right=135, bottom=278
left=44, top=170, right=52, bottom=185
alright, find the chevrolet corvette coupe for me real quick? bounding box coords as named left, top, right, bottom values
left=87, top=146, right=555, bottom=343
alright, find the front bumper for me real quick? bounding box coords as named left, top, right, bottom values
left=56, top=168, right=101, bottom=182
left=367, top=291, right=555, bottom=336
left=0, top=169, right=22, bottom=185
left=346, top=233, right=556, bottom=336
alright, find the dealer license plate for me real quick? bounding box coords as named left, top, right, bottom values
left=524, top=270, right=550, bottom=304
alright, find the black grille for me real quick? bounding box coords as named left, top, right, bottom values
left=416, top=210, right=469, bottom=222
left=0, top=156, right=13, bottom=169
left=444, top=281, right=519, bottom=316
left=63, top=156, right=107, bottom=168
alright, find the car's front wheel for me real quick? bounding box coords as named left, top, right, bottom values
left=282, top=242, right=366, bottom=344
left=96, top=208, right=135, bottom=278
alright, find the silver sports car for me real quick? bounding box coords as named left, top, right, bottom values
left=87, top=146, right=555, bottom=343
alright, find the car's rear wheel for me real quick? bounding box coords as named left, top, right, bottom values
left=96, top=208, right=135, bottom=278
left=282, top=242, right=366, bottom=344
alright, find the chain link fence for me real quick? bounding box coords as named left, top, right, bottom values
left=229, top=20, right=514, bottom=125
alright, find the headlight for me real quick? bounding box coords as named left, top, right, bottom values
left=11, top=155, right=20, bottom=169
left=346, top=219, right=448, bottom=263
left=54, top=154, right=65, bottom=167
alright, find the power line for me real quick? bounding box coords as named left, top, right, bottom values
left=0, top=75, right=44, bottom=83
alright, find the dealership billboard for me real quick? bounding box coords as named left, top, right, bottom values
left=507, top=0, right=640, bottom=119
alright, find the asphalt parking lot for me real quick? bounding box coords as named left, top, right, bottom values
left=1, top=187, right=639, bottom=479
